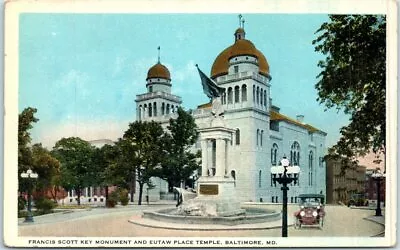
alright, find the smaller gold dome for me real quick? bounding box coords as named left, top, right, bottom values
left=146, top=63, right=171, bottom=81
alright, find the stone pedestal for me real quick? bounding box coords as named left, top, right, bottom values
left=180, top=116, right=245, bottom=217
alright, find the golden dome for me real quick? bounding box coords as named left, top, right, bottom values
left=210, top=30, right=270, bottom=79
left=235, top=27, right=245, bottom=34
left=146, top=63, right=171, bottom=81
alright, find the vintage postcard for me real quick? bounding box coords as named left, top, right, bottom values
left=3, top=0, right=397, bottom=248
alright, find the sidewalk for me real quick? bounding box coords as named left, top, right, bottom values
left=18, top=202, right=176, bottom=226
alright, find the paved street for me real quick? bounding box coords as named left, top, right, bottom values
left=19, top=204, right=384, bottom=237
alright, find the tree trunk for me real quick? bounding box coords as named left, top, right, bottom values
left=76, top=188, right=81, bottom=206
left=130, top=188, right=134, bottom=203
left=105, top=186, right=109, bottom=200
left=138, top=183, right=144, bottom=205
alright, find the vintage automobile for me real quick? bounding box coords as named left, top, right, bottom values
left=293, top=194, right=325, bottom=229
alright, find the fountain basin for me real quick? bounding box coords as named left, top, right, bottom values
left=142, top=207, right=281, bottom=226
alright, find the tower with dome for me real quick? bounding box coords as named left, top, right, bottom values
left=135, top=19, right=327, bottom=203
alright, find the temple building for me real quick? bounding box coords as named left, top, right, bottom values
left=135, top=21, right=327, bottom=203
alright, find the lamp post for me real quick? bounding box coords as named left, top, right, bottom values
left=20, top=168, right=39, bottom=222
left=371, top=169, right=385, bottom=217
left=271, top=156, right=300, bottom=237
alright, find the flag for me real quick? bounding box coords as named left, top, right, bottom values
left=196, top=65, right=224, bottom=99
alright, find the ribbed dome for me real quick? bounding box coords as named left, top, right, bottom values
left=210, top=29, right=270, bottom=79
left=146, top=63, right=171, bottom=81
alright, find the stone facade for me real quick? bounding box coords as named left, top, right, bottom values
left=326, top=157, right=366, bottom=204
left=135, top=24, right=327, bottom=203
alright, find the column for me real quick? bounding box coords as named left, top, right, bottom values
left=201, top=139, right=208, bottom=177
left=215, top=139, right=226, bottom=176
left=225, top=138, right=229, bottom=176
left=208, top=140, right=213, bottom=175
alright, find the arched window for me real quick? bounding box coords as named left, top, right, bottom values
left=235, top=128, right=240, bottom=145
left=309, top=151, right=313, bottom=186
left=272, top=196, right=275, bottom=203
left=256, top=86, right=260, bottom=104
left=148, top=103, right=152, bottom=117
left=253, top=85, right=255, bottom=103
left=260, top=89, right=263, bottom=105
left=138, top=105, right=142, bottom=119
left=153, top=102, right=157, bottom=116
left=256, top=129, right=260, bottom=146
left=258, top=170, right=262, bottom=188
left=143, top=104, right=147, bottom=118
left=260, top=130, right=264, bottom=146
left=241, top=85, right=247, bottom=102
left=271, top=143, right=278, bottom=165
left=166, top=104, right=170, bottom=114
left=227, top=87, right=233, bottom=104
left=161, top=103, right=165, bottom=115
left=290, top=141, right=300, bottom=165
left=234, top=86, right=240, bottom=103
left=231, top=170, right=236, bottom=187
left=264, top=90, right=267, bottom=106
left=221, top=91, right=226, bottom=105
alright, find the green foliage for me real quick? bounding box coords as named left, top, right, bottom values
left=313, top=15, right=386, bottom=159
left=18, top=107, right=39, bottom=191
left=160, top=107, right=200, bottom=188
left=118, top=188, right=129, bottom=206
left=117, top=120, right=165, bottom=205
left=52, top=137, right=97, bottom=205
left=18, top=196, right=26, bottom=211
left=31, top=143, right=61, bottom=193
left=35, top=197, right=56, bottom=213
left=106, top=190, right=119, bottom=208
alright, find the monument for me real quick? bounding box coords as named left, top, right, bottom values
left=178, top=100, right=244, bottom=216
left=138, top=66, right=281, bottom=226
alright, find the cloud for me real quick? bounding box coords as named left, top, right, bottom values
left=33, top=118, right=132, bottom=149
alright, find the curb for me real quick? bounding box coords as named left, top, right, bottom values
left=363, top=216, right=385, bottom=237
left=128, top=218, right=290, bottom=231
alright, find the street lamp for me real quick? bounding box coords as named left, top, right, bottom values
left=371, top=169, right=385, bottom=217
left=271, top=156, right=300, bottom=237
left=20, top=168, right=39, bottom=222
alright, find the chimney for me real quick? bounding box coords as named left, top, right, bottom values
left=296, top=115, right=304, bottom=123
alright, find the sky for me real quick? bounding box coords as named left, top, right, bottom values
left=19, top=13, right=350, bottom=149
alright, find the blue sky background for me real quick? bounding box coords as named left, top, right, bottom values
left=19, top=13, right=350, bottom=148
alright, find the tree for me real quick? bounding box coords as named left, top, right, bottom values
left=18, top=107, right=39, bottom=197
left=118, top=121, right=165, bottom=205
left=91, top=144, right=119, bottom=201
left=18, top=107, right=38, bottom=173
left=313, top=15, right=386, bottom=161
left=160, top=107, right=200, bottom=191
left=52, top=137, right=96, bottom=205
left=31, top=143, right=61, bottom=199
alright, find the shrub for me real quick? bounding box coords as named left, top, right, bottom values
left=106, top=190, right=119, bottom=208
left=35, top=197, right=56, bottom=213
left=119, top=189, right=129, bottom=206
left=18, top=196, right=26, bottom=211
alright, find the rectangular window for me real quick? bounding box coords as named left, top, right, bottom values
left=234, top=65, right=239, bottom=73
